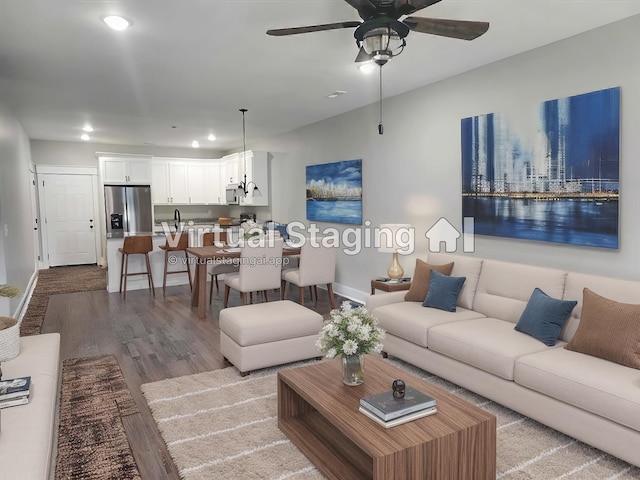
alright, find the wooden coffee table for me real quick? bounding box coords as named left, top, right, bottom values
left=278, top=356, right=496, bottom=479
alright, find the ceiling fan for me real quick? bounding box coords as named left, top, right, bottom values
left=266, top=0, right=489, bottom=66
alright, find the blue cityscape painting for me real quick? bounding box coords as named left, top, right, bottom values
left=461, top=87, right=620, bottom=248
left=306, top=159, right=363, bottom=225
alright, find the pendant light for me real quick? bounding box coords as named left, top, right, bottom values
left=236, top=108, right=261, bottom=198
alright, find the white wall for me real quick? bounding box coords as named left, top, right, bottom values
left=30, top=139, right=223, bottom=166
left=249, top=15, right=640, bottom=300
left=0, top=103, right=36, bottom=316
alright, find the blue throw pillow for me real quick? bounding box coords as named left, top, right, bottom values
left=422, top=270, right=466, bottom=312
left=515, top=288, right=577, bottom=346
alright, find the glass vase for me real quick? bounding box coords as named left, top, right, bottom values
left=342, top=354, right=365, bottom=386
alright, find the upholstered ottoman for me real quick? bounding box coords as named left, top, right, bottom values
left=219, top=300, right=324, bottom=375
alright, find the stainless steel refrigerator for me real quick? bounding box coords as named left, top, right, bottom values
left=104, top=185, right=153, bottom=238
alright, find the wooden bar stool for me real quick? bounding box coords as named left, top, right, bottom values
left=159, top=233, right=192, bottom=296
left=119, top=235, right=155, bottom=300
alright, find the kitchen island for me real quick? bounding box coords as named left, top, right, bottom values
left=105, top=226, right=234, bottom=293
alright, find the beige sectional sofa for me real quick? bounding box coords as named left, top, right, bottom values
left=365, top=252, right=640, bottom=467
left=0, top=333, right=61, bottom=479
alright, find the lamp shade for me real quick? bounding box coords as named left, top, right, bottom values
left=378, top=224, right=412, bottom=253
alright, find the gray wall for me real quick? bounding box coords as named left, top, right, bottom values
left=31, top=139, right=223, bottom=166
left=249, top=15, right=640, bottom=300
left=0, top=103, right=35, bottom=316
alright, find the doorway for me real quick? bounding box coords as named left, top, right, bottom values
left=40, top=173, right=98, bottom=266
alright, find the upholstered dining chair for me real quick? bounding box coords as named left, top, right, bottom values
left=223, top=238, right=284, bottom=307
left=202, top=231, right=241, bottom=304
left=281, top=240, right=336, bottom=309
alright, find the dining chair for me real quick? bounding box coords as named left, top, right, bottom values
left=204, top=231, right=240, bottom=304
left=118, top=235, right=155, bottom=300
left=159, top=232, right=191, bottom=296
left=281, top=240, right=336, bottom=309
left=224, top=238, right=284, bottom=307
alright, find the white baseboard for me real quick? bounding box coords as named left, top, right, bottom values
left=15, top=269, right=38, bottom=321
left=332, top=282, right=369, bottom=305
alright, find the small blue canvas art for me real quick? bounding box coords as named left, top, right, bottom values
left=306, top=159, right=363, bottom=225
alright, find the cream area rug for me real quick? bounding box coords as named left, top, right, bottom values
left=142, top=359, right=640, bottom=480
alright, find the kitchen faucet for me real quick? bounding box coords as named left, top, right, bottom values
left=174, top=209, right=181, bottom=231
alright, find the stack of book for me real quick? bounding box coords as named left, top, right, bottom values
left=359, top=386, right=437, bottom=428
left=0, top=376, right=31, bottom=409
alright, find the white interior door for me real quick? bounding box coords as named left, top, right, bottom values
left=42, top=174, right=97, bottom=266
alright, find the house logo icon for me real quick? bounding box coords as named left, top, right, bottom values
left=425, top=217, right=475, bottom=253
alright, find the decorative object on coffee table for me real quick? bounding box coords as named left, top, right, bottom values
left=316, top=301, right=384, bottom=385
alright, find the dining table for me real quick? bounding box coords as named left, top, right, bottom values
left=186, top=244, right=301, bottom=319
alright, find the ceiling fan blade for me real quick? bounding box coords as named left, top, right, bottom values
left=355, top=47, right=373, bottom=63
left=395, top=0, right=443, bottom=17
left=404, top=17, right=489, bottom=40
left=267, top=21, right=361, bottom=36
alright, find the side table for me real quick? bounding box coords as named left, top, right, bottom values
left=370, top=279, right=411, bottom=295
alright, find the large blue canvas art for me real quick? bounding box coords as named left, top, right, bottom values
left=461, top=87, right=620, bottom=248
left=306, top=159, right=363, bottom=225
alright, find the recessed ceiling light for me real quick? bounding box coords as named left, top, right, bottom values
left=191, top=140, right=200, bottom=148
left=358, top=62, right=376, bottom=74
left=81, top=133, right=90, bottom=141
left=102, top=15, right=132, bottom=31
left=207, top=133, right=217, bottom=142
left=82, top=125, right=94, bottom=132
left=327, top=90, right=347, bottom=99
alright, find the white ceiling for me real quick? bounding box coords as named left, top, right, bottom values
left=1, top=1, right=639, bottom=151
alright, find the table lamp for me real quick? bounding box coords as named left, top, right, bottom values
left=378, top=224, right=411, bottom=282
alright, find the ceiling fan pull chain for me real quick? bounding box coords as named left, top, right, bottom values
left=378, top=65, right=384, bottom=135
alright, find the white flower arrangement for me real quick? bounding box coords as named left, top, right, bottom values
left=316, top=301, right=385, bottom=358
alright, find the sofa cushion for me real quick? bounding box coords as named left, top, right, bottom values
left=428, top=317, right=560, bottom=380
left=515, top=347, right=640, bottom=432
left=515, top=288, right=577, bottom=346
left=427, top=253, right=483, bottom=310
left=472, top=260, right=567, bottom=324
left=564, top=288, right=640, bottom=369
left=422, top=270, right=466, bottom=312
left=373, top=302, right=485, bottom=348
left=561, top=272, right=640, bottom=342
left=404, top=259, right=453, bottom=302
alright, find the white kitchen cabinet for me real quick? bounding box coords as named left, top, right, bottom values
left=152, top=158, right=224, bottom=205
left=101, top=156, right=152, bottom=184
left=168, top=162, right=189, bottom=204
left=187, top=163, right=206, bottom=204
left=150, top=159, right=188, bottom=204
left=151, top=161, right=170, bottom=204
left=204, top=163, right=223, bottom=204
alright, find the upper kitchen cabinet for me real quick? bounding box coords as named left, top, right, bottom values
left=238, top=151, right=269, bottom=206
left=151, top=159, right=188, bottom=204
left=101, top=156, right=152, bottom=184
left=152, top=158, right=223, bottom=205
left=188, top=162, right=223, bottom=204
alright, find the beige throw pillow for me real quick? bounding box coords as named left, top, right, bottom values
left=564, top=288, right=640, bottom=369
left=404, top=260, right=454, bottom=302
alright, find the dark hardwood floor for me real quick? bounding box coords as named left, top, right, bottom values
left=41, top=281, right=340, bottom=480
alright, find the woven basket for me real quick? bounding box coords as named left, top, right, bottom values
left=0, top=317, right=20, bottom=362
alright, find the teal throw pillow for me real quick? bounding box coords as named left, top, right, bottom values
left=422, top=270, right=466, bottom=312
left=515, top=288, right=577, bottom=346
